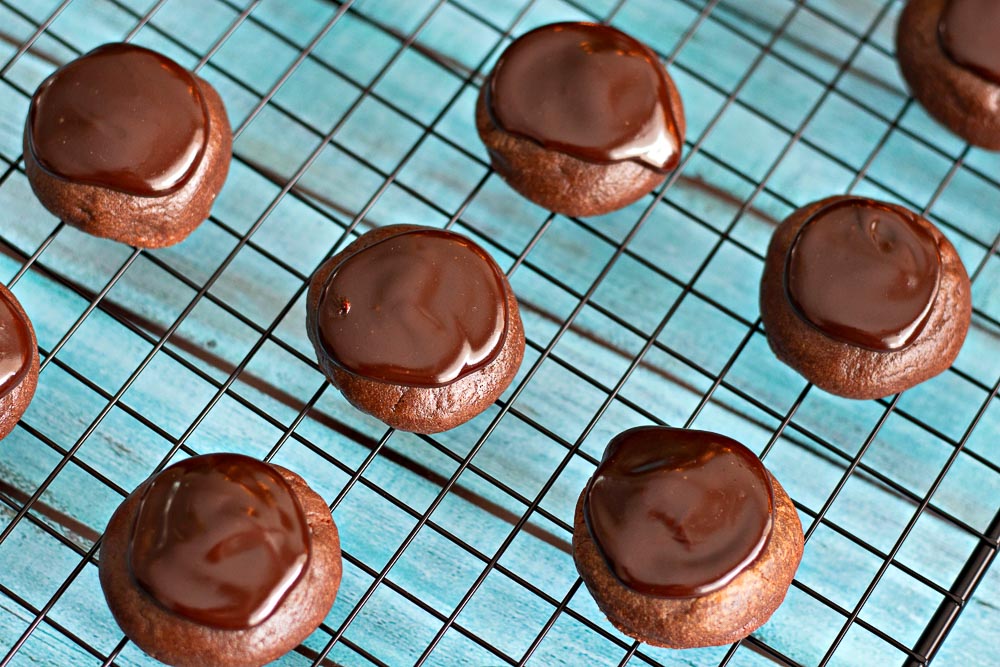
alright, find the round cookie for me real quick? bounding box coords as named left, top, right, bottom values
left=896, top=0, right=1000, bottom=149
left=572, top=427, right=803, bottom=648
left=0, top=284, right=38, bottom=440
left=476, top=22, right=686, bottom=217
left=100, top=454, right=342, bottom=667
left=760, top=195, right=970, bottom=400
left=24, top=43, right=232, bottom=248
left=306, top=224, right=525, bottom=434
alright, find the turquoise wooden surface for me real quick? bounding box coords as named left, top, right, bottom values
left=0, top=0, right=997, bottom=666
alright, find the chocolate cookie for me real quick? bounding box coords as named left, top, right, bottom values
left=476, top=22, right=686, bottom=217
left=0, top=284, right=38, bottom=440
left=573, top=427, right=803, bottom=648
left=24, top=43, right=232, bottom=248
left=896, top=0, right=1000, bottom=149
left=760, top=195, right=970, bottom=399
left=99, top=454, right=342, bottom=667
left=306, top=225, right=525, bottom=434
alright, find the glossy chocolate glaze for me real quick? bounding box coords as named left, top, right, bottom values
left=0, top=291, right=31, bottom=397
left=28, top=43, right=209, bottom=196
left=785, top=198, right=941, bottom=352
left=939, top=0, right=1000, bottom=85
left=488, top=22, right=681, bottom=172
left=584, top=427, right=774, bottom=598
left=317, top=228, right=508, bottom=387
left=128, top=454, right=311, bottom=629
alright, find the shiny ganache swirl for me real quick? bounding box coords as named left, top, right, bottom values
left=939, top=0, right=1000, bottom=85
left=487, top=22, right=681, bottom=172
left=0, top=292, right=31, bottom=398
left=28, top=43, right=209, bottom=196
left=584, top=427, right=774, bottom=598
left=128, top=454, right=311, bottom=629
left=784, top=198, right=941, bottom=352
left=317, top=228, right=508, bottom=387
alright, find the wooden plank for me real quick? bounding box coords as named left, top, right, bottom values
left=0, top=0, right=996, bottom=666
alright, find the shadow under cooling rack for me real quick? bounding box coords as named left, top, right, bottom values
left=0, top=0, right=997, bottom=666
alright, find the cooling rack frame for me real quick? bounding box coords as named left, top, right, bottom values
left=0, top=0, right=996, bottom=665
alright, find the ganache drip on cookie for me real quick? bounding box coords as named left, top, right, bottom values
left=0, top=292, right=31, bottom=398
left=487, top=22, right=681, bottom=172
left=317, top=228, right=508, bottom=388
left=28, top=43, right=209, bottom=196
left=939, top=0, right=1000, bottom=85
left=583, top=427, right=775, bottom=598
left=128, top=453, right=311, bottom=630
left=784, top=198, right=941, bottom=352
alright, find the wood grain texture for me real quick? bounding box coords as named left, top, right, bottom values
left=0, top=1, right=995, bottom=666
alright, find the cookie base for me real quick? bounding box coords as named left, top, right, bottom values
left=474, top=79, right=685, bottom=218
left=24, top=75, right=232, bottom=248
left=306, top=224, right=525, bottom=434
left=759, top=196, right=971, bottom=400
left=99, top=464, right=342, bottom=667
left=573, top=475, right=803, bottom=649
left=896, top=0, right=1000, bottom=150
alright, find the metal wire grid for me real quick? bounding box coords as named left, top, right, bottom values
left=0, top=0, right=995, bottom=665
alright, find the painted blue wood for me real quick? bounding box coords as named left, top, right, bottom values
left=0, top=0, right=996, bottom=666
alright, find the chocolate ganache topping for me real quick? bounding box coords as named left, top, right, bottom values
left=317, top=228, right=508, bottom=387
left=488, top=22, right=681, bottom=171
left=128, top=454, right=311, bottom=629
left=939, top=0, right=1000, bottom=85
left=0, top=292, right=31, bottom=397
left=785, top=198, right=941, bottom=352
left=28, top=43, right=209, bottom=196
left=584, top=427, right=774, bottom=598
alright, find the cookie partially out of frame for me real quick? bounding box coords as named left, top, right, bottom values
left=24, top=43, right=232, bottom=248
left=306, top=224, right=525, bottom=434
left=100, top=454, right=342, bottom=667
left=573, top=427, right=803, bottom=648
left=0, top=284, right=38, bottom=441
left=476, top=22, right=686, bottom=217
left=896, top=0, right=1000, bottom=149
left=760, top=195, right=970, bottom=399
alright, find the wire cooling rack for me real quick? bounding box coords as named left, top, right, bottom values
left=0, top=0, right=997, bottom=665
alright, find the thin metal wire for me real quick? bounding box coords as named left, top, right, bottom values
left=0, top=0, right=72, bottom=77
left=601, top=0, right=910, bottom=663
left=323, top=0, right=823, bottom=663
left=0, top=2, right=564, bottom=662
left=662, top=0, right=998, bottom=249
left=0, top=10, right=984, bottom=664
left=0, top=0, right=357, bottom=529
left=417, top=0, right=735, bottom=662
left=0, top=0, right=363, bottom=662
left=0, top=0, right=994, bottom=666
left=11, top=0, right=994, bottom=445
left=0, top=7, right=964, bottom=667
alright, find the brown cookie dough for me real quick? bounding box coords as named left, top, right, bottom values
left=24, top=43, right=232, bottom=248
left=760, top=195, right=970, bottom=400
left=100, top=454, right=342, bottom=667
left=572, top=427, right=803, bottom=648
left=476, top=22, right=685, bottom=217
left=0, top=284, right=38, bottom=441
left=896, top=0, right=1000, bottom=149
left=306, top=224, right=525, bottom=434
